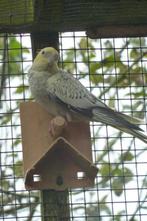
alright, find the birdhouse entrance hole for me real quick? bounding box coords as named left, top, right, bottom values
left=33, top=174, right=41, bottom=182
left=77, top=171, right=85, bottom=180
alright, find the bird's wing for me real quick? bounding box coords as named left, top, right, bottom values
left=46, top=70, right=106, bottom=116
left=46, top=70, right=143, bottom=131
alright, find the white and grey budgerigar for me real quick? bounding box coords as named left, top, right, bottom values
left=28, top=47, right=147, bottom=143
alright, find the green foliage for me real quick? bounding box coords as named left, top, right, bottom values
left=120, top=151, right=134, bottom=161
left=70, top=36, right=147, bottom=220
left=0, top=35, right=39, bottom=220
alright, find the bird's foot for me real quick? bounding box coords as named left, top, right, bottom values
left=49, top=116, right=67, bottom=137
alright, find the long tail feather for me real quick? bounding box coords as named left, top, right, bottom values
left=116, top=112, right=144, bottom=125
left=115, top=126, right=147, bottom=143
left=92, top=106, right=147, bottom=143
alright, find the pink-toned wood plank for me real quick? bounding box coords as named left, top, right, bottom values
left=20, top=101, right=98, bottom=190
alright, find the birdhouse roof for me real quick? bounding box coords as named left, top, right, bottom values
left=25, top=137, right=98, bottom=190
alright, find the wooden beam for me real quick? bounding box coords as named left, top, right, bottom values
left=1, top=1, right=147, bottom=37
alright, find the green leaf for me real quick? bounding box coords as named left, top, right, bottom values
left=63, top=49, right=75, bottom=62
left=111, top=166, right=133, bottom=196
left=130, top=37, right=146, bottom=47
left=113, top=210, right=126, bottom=221
left=9, top=36, right=21, bottom=49
left=142, top=177, right=147, bottom=187
left=120, top=151, right=134, bottom=162
left=79, top=38, right=87, bottom=49
left=12, top=160, right=23, bottom=177
left=99, top=163, right=114, bottom=186
left=90, top=62, right=102, bottom=73
left=129, top=218, right=138, bottom=221
left=13, top=138, right=21, bottom=147
left=100, top=163, right=112, bottom=177
left=112, top=178, right=124, bottom=196
left=89, top=62, right=104, bottom=84
left=112, top=167, right=122, bottom=176
left=108, top=96, right=115, bottom=109
left=1, top=180, right=10, bottom=191
left=8, top=63, right=21, bottom=74
left=90, top=73, right=104, bottom=85
left=0, top=113, right=12, bottom=125
left=79, top=38, right=95, bottom=49
left=102, top=55, right=115, bottom=67
left=104, top=40, right=113, bottom=49
left=130, top=91, right=146, bottom=98
left=123, top=168, right=133, bottom=184
left=15, top=85, right=28, bottom=94
left=99, top=195, right=111, bottom=215
left=130, top=48, right=139, bottom=59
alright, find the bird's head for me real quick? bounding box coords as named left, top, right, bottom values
left=32, top=47, right=59, bottom=72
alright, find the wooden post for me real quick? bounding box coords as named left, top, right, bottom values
left=41, top=190, right=70, bottom=221
left=30, top=31, right=70, bottom=221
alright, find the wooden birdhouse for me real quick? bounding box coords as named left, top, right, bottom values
left=20, top=101, right=98, bottom=190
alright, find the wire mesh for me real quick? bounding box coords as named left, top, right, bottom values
left=0, top=0, right=33, bottom=26
left=0, top=32, right=147, bottom=220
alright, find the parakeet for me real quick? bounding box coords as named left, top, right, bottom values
left=28, top=47, right=147, bottom=143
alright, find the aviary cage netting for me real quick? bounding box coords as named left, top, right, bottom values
left=0, top=32, right=147, bottom=220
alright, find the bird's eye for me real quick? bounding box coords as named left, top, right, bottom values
left=41, top=50, right=45, bottom=55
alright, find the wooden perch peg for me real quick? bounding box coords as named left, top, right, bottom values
left=49, top=116, right=67, bottom=138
